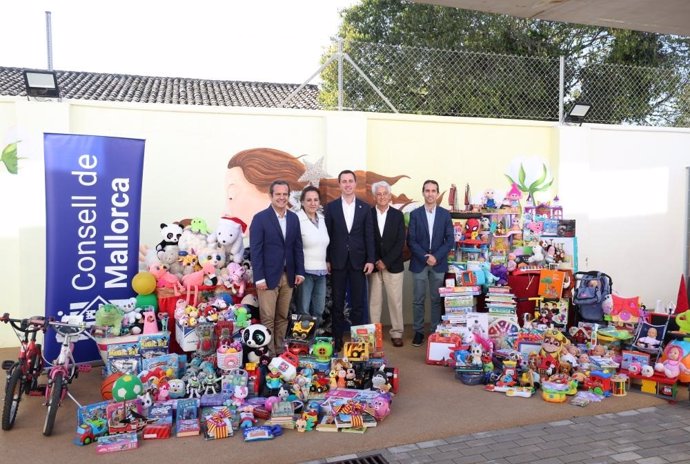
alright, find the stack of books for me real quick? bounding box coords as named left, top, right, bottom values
left=439, top=286, right=480, bottom=333
left=485, top=286, right=517, bottom=314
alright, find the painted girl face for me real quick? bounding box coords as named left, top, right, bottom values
left=225, top=166, right=264, bottom=227
left=668, top=346, right=682, bottom=360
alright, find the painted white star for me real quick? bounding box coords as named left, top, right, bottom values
left=298, top=156, right=330, bottom=188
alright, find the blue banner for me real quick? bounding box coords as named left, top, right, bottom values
left=44, top=134, right=145, bottom=363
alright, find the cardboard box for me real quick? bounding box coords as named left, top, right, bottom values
left=175, top=321, right=199, bottom=352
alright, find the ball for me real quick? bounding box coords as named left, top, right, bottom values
left=101, top=372, right=123, bottom=400
left=112, top=374, right=144, bottom=401
left=132, top=271, right=156, bottom=295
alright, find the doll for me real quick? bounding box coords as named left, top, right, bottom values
left=655, top=345, right=689, bottom=378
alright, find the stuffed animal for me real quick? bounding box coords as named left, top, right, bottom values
left=142, top=310, right=158, bottom=334
left=490, top=263, right=509, bottom=286
left=178, top=229, right=210, bottom=255
left=199, top=244, right=227, bottom=270
left=182, top=262, right=217, bottom=303
left=223, top=262, right=247, bottom=301
left=120, top=297, right=142, bottom=335
left=148, top=263, right=183, bottom=294
left=208, top=216, right=246, bottom=264
left=95, top=303, right=124, bottom=336
left=190, top=217, right=211, bottom=235
left=156, top=223, right=183, bottom=254
left=242, top=324, right=272, bottom=364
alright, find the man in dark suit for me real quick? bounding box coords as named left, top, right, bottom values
left=324, top=170, right=375, bottom=352
left=250, top=180, right=305, bottom=355
left=407, top=179, right=454, bottom=347
left=368, top=180, right=406, bottom=347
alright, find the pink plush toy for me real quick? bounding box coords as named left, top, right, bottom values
left=148, top=263, right=183, bottom=295
left=182, top=261, right=217, bottom=303
left=223, top=262, right=247, bottom=301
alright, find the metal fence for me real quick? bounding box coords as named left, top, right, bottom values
left=301, top=40, right=690, bottom=127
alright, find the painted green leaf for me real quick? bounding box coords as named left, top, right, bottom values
left=1, top=142, right=19, bottom=174
left=505, top=174, right=516, bottom=186
left=518, top=165, right=526, bottom=186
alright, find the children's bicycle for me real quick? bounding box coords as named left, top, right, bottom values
left=42, top=320, right=95, bottom=436
left=1, top=313, right=48, bottom=430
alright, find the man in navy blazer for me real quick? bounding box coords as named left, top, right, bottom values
left=369, top=180, right=406, bottom=347
left=250, top=180, right=305, bottom=355
left=407, top=179, right=454, bottom=347
left=324, top=170, right=375, bottom=352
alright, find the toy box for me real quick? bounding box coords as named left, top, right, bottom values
left=350, top=323, right=384, bottom=358
left=96, top=432, right=138, bottom=454
left=139, top=332, right=170, bottom=360
left=73, top=400, right=109, bottom=446
left=176, top=398, right=200, bottom=437
left=175, top=321, right=199, bottom=352
left=106, top=400, right=144, bottom=434
left=142, top=402, right=173, bottom=440
left=201, top=406, right=234, bottom=439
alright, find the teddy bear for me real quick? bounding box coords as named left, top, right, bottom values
left=207, top=216, right=246, bottom=264
left=156, top=223, right=183, bottom=254
left=120, top=297, right=142, bottom=335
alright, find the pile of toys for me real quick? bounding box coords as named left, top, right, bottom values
left=75, top=313, right=397, bottom=452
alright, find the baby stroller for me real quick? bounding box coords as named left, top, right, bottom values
left=572, top=271, right=613, bottom=324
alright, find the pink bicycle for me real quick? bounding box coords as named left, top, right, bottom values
left=42, top=320, right=95, bottom=436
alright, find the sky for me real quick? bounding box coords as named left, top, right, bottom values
left=0, top=0, right=359, bottom=84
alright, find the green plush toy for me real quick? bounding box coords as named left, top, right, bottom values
left=95, top=303, right=124, bottom=336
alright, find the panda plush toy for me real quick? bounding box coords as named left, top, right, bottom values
left=242, top=323, right=272, bottom=365
left=156, top=222, right=183, bottom=254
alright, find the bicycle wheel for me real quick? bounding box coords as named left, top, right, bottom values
left=42, top=371, right=63, bottom=436
left=27, top=345, right=43, bottom=393
left=2, top=363, right=24, bottom=430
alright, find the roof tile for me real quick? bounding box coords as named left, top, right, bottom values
left=0, top=67, right=320, bottom=110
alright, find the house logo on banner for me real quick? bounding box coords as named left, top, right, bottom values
left=44, top=133, right=145, bottom=362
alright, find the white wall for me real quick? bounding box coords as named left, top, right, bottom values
left=1, top=96, right=689, bottom=346
left=558, top=124, right=690, bottom=306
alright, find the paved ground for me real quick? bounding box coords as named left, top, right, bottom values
left=304, top=403, right=690, bottom=464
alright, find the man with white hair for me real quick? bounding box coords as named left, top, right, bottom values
left=368, top=181, right=406, bottom=347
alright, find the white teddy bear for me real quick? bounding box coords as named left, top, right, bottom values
left=120, top=297, right=142, bottom=335
left=207, top=216, right=246, bottom=264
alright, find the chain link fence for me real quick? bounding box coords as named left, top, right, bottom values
left=313, top=40, right=690, bottom=127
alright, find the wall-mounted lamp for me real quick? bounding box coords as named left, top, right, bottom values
left=22, top=69, right=60, bottom=100
left=564, top=102, right=592, bottom=126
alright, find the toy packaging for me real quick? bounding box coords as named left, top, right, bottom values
left=142, top=402, right=173, bottom=440
left=139, top=332, right=170, bottom=360
left=176, top=398, right=200, bottom=437
left=106, top=342, right=140, bottom=375
left=287, top=314, right=318, bottom=341
left=201, top=406, right=234, bottom=440
left=106, top=400, right=145, bottom=435
left=96, top=432, right=139, bottom=454
left=350, top=323, right=384, bottom=358
left=73, top=400, right=110, bottom=446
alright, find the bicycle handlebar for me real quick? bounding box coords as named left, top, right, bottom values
left=1, top=313, right=48, bottom=333
left=47, top=320, right=96, bottom=341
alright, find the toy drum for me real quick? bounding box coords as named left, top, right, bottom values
left=611, top=374, right=629, bottom=397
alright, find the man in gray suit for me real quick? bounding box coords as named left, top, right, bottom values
left=407, top=180, right=454, bottom=347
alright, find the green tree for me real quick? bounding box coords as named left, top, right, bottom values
left=320, top=0, right=690, bottom=125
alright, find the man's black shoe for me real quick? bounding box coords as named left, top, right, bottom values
left=412, top=332, right=424, bottom=347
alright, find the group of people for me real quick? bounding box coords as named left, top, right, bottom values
left=249, top=170, right=454, bottom=355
